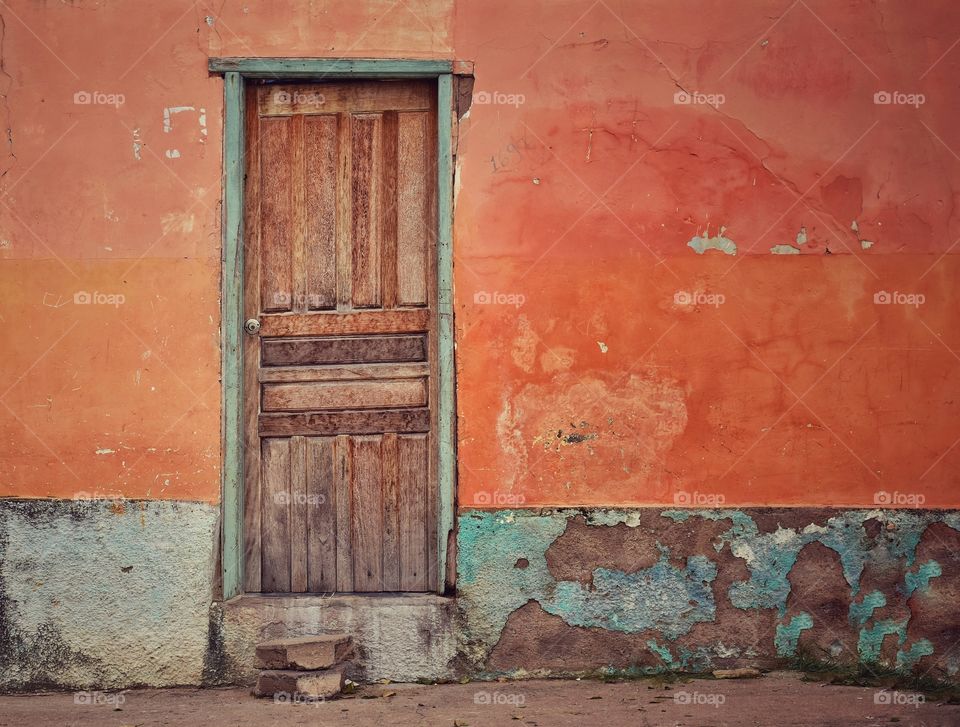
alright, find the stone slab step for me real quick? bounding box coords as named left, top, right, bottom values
left=256, top=634, right=353, bottom=670
left=254, top=665, right=347, bottom=700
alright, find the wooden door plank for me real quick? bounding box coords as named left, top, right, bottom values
left=398, top=434, right=429, bottom=590
left=306, top=437, right=337, bottom=592
left=351, top=435, right=384, bottom=592
left=259, top=80, right=434, bottom=115
left=290, top=435, right=309, bottom=592
left=380, top=111, right=399, bottom=309
left=259, top=362, right=429, bottom=383
left=261, top=437, right=291, bottom=592
left=242, top=85, right=263, bottom=593
left=259, top=116, right=294, bottom=312
left=351, top=113, right=382, bottom=308
left=262, top=379, right=427, bottom=412
left=336, top=111, right=353, bottom=311
left=259, top=309, right=429, bottom=337
left=334, top=434, right=353, bottom=591
left=304, top=114, right=338, bottom=310
left=396, top=111, right=429, bottom=306
left=261, top=334, right=427, bottom=366
left=291, top=114, right=308, bottom=314
left=381, top=433, right=401, bottom=591
left=259, top=408, right=431, bottom=437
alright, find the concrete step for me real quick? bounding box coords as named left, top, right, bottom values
left=254, top=665, right=347, bottom=700
left=255, top=634, right=353, bottom=671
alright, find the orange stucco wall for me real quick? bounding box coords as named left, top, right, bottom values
left=1, top=1, right=958, bottom=508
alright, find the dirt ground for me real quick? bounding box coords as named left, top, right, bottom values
left=0, top=671, right=956, bottom=727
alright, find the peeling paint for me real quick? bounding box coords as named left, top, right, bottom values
left=687, top=233, right=737, bottom=256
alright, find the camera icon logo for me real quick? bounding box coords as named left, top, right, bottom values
left=873, top=290, right=891, bottom=304
left=74, top=291, right=92, bottom=305
left=674, top=290, right=692, bottom=305
left=73, top=91, right=92, bottom=105
left=473, top=291, right=491, bottom=305
left=873, top=91, right=892, bottom=105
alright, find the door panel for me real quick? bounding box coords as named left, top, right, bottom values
left=243, top=79, right=438, bottom=593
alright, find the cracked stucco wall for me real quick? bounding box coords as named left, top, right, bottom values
left=457, top=509, right=960, bottom=681
left=0, top=500, right=218, bottom=691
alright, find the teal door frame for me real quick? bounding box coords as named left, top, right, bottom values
left=210, top=58, right=457, bottom=599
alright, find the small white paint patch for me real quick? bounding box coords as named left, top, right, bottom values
left=861, top=239, right=874, bottom=249
left=511, top=315, right=537, bottom=373
left=687, top=234, right=737, bottom=256
left=597, top=341, right=608, bottom=353
left=802, top=523, right=828, bottom=535
left=132, top=128, right=142, bottom=160
left=772, top=526, right=800, bottom=546
left=770, top=244, right=800, bottom=255
left=163, top=106, right=195, bottom=133
left=795, top=226, right=808, bottom=245
left=161, top=212, right=196, bottom=235
left=165, top=150, right=181, bottom=159
left=95, top=448, right=116, bottom=455
left=851, top=220, right=859, bottom=234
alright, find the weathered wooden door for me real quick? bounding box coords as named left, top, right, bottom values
left=242, top=80, right=438, bottom=593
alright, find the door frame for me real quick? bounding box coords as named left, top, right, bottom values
left=210, top=58, right=458, bottom=599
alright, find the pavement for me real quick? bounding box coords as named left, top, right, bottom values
left=0, top=671, right=957, bottom=726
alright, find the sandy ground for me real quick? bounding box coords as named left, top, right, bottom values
left=0, top=671, right=956, bottom=726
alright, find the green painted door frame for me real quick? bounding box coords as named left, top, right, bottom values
left=211, top=58, right=457, bottom=599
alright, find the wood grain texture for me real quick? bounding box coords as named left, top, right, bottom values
left=290, top=435, right=308, bottom=592
left=306, top=437, right=337, bottom=592
left=304, top=114, right=338, bottom=310
left=259, top=116, right=293, bottom=313
left=398, top=434, right=429, bottom=590
left=261, top=438, right=291, bottom=592
left=397, top=112, right=429, bottom=306
left=259, top=309, right=429, bottom=337
left=351, top=436, right=384, bottom=592
left=334, top=435, right=353, bottom=591
left=351, top=114, right=382, bottom=308
left=259, top=408, right=431, bottom=437
left=381, top=433, right=401, bottom=591
left=259, top=80, right=433, bottom=115
left=261, top=334, right=427, bottom=366
left=262, top=379, right=427, bottom=412
left=259, top=362, right=428, bottom=383
left=241, top=82, right=263, bottom=594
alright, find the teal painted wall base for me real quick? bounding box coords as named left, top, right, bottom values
left=457, top=508, right=960, bottom=682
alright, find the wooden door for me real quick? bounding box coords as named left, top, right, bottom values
left=242, top=80, right=438, bottom=593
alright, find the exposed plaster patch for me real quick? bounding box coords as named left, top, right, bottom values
left=687, top=233, right=737, bottom=256
left=770, top=244, right=800, bottom=255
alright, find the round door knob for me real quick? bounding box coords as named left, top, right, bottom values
left=244, top=318, right=261, bottom=335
